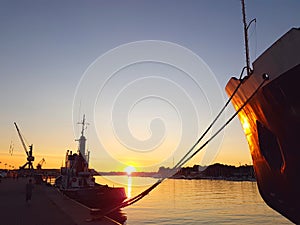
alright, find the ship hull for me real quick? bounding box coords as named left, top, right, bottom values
left=61, top=184, right=127, bottom=210
left=226, top=28, right=300, bottom=224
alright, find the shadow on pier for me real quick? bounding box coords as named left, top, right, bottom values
left=0, top=177, right=125, bottom=225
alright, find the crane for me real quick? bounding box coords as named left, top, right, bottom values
left=36, top=158, right=45, bottom=170
left=14, top=122, right=35, bottom=170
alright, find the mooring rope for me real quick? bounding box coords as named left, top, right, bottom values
left=98, top=72, right=269, bottom=220
left=174, top=74, right=268, bottom=168
left=173, top=66, right=248, bottom=171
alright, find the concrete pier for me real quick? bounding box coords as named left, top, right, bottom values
left=0, top=177, right=124, bottom=225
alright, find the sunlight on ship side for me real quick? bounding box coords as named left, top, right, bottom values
left=239, top=113, right=255, bottom=152
left=238, top=109, right=259, bottom=159
left=241, top=114, right=251, bottom=136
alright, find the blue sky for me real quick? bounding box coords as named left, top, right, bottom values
left=0, top=0, right=299, bottom=171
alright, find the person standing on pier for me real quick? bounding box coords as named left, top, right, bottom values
left=25, top=179, right=34, bottom=204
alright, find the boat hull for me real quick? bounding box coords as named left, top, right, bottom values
left=226, top=28, right=300, bottom=224
left=61, top=185, right=127, bottom=210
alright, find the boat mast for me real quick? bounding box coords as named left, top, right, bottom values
left=241, top=0, right=251, bottom=76
left=76, top=115, right=88, bottom=163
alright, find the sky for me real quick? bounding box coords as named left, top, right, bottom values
left=0, top=0, right=299, bottom=172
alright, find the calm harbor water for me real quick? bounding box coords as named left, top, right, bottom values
left=96, top=176, right=292, bottom=225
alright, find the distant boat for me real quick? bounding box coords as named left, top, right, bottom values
left=226, top=26, right=300, bottom=224
left=55, top=115, right=127, bottom=210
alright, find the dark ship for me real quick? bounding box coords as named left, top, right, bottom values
left=55, top=115, right=127, bottom=210
left=226, top=27, right=300, bottom=224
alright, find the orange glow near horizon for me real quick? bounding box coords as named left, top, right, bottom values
left=0, top=151, right=65, bottom=170
left=0, top=144, right=253, bottom=171
left=1, top=119, right=253, bottom=171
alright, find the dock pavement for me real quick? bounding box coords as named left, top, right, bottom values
left=0, top=177, right=123, bottom=225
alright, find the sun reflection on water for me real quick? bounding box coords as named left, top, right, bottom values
left=127, top=175, right=132, bottom=199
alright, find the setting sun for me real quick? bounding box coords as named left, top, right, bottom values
left=124, top=165, right=136, bottom=175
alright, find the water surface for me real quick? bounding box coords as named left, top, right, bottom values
left=96, top=176, right=292, bottom=224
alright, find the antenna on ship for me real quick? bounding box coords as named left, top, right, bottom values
left=241, top=0, right=256, bottom=76
left=76, top=114, right=90, bottom=165
left=78, top=114, right=88, bottom=136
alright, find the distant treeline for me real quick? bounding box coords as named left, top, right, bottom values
left=96, top=163, right=256, bottom=181
left=158, top=163, right=256, bottom=181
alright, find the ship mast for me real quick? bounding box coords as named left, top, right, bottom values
left=76, top=115, right=89, bottom=164
left=241, top=0, right=255, bottom=77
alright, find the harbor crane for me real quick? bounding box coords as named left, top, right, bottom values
left=36, top=158, right=45, bottom=170
left=14, top=122, right=35, bottom=170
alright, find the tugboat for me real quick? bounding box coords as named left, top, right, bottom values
left=55, top=115, right=127, bottom=210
